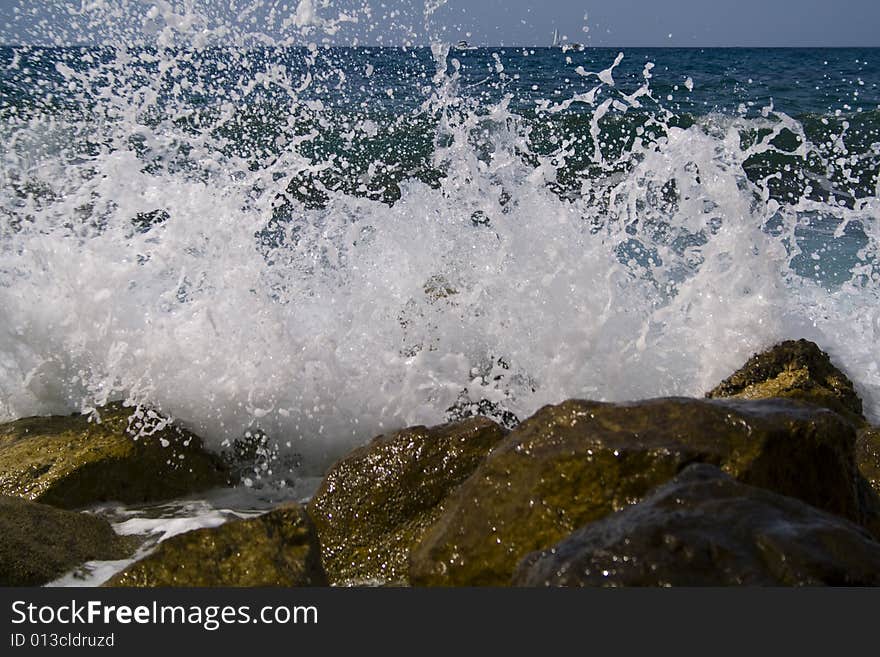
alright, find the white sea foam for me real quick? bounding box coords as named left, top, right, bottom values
left=1, top=2, right=877, bottom=478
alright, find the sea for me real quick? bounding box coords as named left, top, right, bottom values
left=1, top=6, right=878, bottom=584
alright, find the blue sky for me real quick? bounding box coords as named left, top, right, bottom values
left=1, top=0, right=879, bottom=47
left=456, top=0, right=880, bottom=47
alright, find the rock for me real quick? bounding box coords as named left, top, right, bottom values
left=514, top=464, right=880, bottom=586
left=857, top=427, right=880, bottom=495
left=131, top=209, right=169, bottom=234
left=423, top=274, right=457, bottom=301
left=0, top=403, right=229, bottom=509
left=409, top=397, right=870, bottom=586
left=706, top=339, right=864, bottom=422
left=104, top=504, right=326, bottom=587
left=308, top=417, right=506, bottom=585
left=446, top=396, right=520, bottom=431
left=0, top=494, right=137, bottom=586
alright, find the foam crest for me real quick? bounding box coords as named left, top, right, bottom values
left=1, top=4, right=878, bottom=476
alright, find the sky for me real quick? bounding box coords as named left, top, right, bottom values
left=460, top=0, right=880, bottom=47
left=1, top=0, right=879, bottom=47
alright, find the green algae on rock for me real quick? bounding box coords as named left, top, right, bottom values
left=513, top=464, right=880, bottom=587
left=706, top=339, right=864, bottom=422
left=0, top=403, right=229, bottom=509
left=104, top=504, right=326, bottom=587
left=308, top=417, right=506, bottom=585
left=0, top=494, right=137, bottom=586
left=409, top=397, right=867, bottom=586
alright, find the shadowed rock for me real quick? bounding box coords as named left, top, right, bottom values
left=706, top=339, right=863, bottom=422
left=858, top=427, right=880, bottom=495
left=308, top=417, right=506, bottom=585
left=0, top=495, right=137, bottom=586
left=409, top=397, right=870, bottom=586
left=514, top=464, right=880, bottom=586
left=0, top=403, right=229, bottom=509
left=104, top=504, right=326, bottom=587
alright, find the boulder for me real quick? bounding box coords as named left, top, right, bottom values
left=308, top=417, right=506, bottom=585
left=706, top=339, right=864, bottom=422
left=0, top=403, right=229, bottom=509
left=857, top=427, right=880, bottom=495
left=0, top=494, right=137, bottom=586
left=409, top=397, right=870, bottom=586
left=104, top=504, right=326, bottom=587
left=514, top=464, right=880, bottom=586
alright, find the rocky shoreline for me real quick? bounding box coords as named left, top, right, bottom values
left=2, top=339, right=879, bottom=587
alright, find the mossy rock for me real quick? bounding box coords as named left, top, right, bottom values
left=0, top=494, right=138, bottom=586
left=857, top=427, right=880, bottom=495
left=514, top=464, right=880, bottom=587
left=0, top=403, right=229, bottom=509
left=104, top=504, right=326, bottom=587
left=706, top=339, right=864, bottom=423
left=409, top=397, right=870, bottom=586
left=308, top=417, right=506, bottom=585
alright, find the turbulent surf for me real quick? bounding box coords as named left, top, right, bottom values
left=1, top=2, right=878, bottom=477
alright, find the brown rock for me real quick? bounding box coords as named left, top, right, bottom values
left=104, top=504, right=325, bottom=587
left=409, top=397, right=869, bottom=586
left=706, top=339, right=864, bottom=422
left=857, top=427, right=880, bottom=495
left=308, top=417, right=506, bottom=585
left=0, top=494, right=137, bottom=586
left=514, top=464, right=880, bottom=586
left=0, top=403, right=229, bottom=509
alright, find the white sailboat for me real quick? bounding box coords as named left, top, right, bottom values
left=553, top=29, right=584, bottom=52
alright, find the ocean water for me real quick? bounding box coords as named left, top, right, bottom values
left=1, top=4, right=879, bottom=487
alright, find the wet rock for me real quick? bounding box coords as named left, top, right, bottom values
left=131, top=209, right=169, bottom=234
left=409, top=397, right=869, bottom=586
left=514, top=464, right=880, bottom=586
left=706, top=339, right=864, bottom=422
left=0, top=495, right=137, bottom=586
left=0, top=403, right=229, bottom=509
left=446, top=395, right=520, bottom=431
left=423, top=274, right=457, bottom=301
left=857, top=427, right=880, bottom=495
left=104, top=504, right=326, bottom=587
left=308, top=417, right=506, bottom=585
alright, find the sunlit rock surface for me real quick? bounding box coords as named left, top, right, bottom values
left=0, top=403, right=229, bottom=509
left=104, top=504, right=325, bottom=587
left=308, top=417, right=506, bottom=584
left=706, top=339, right=864, bottom=423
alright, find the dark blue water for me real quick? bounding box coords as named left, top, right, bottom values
left=5, top=46, right=877, bottom=206
left=3, top=46, right=879, bottom=115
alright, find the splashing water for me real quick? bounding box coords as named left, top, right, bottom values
left=1, top=2, right=878, bottom=476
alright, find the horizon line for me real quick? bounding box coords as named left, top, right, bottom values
left=1, top=43, right=879, bottom=49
